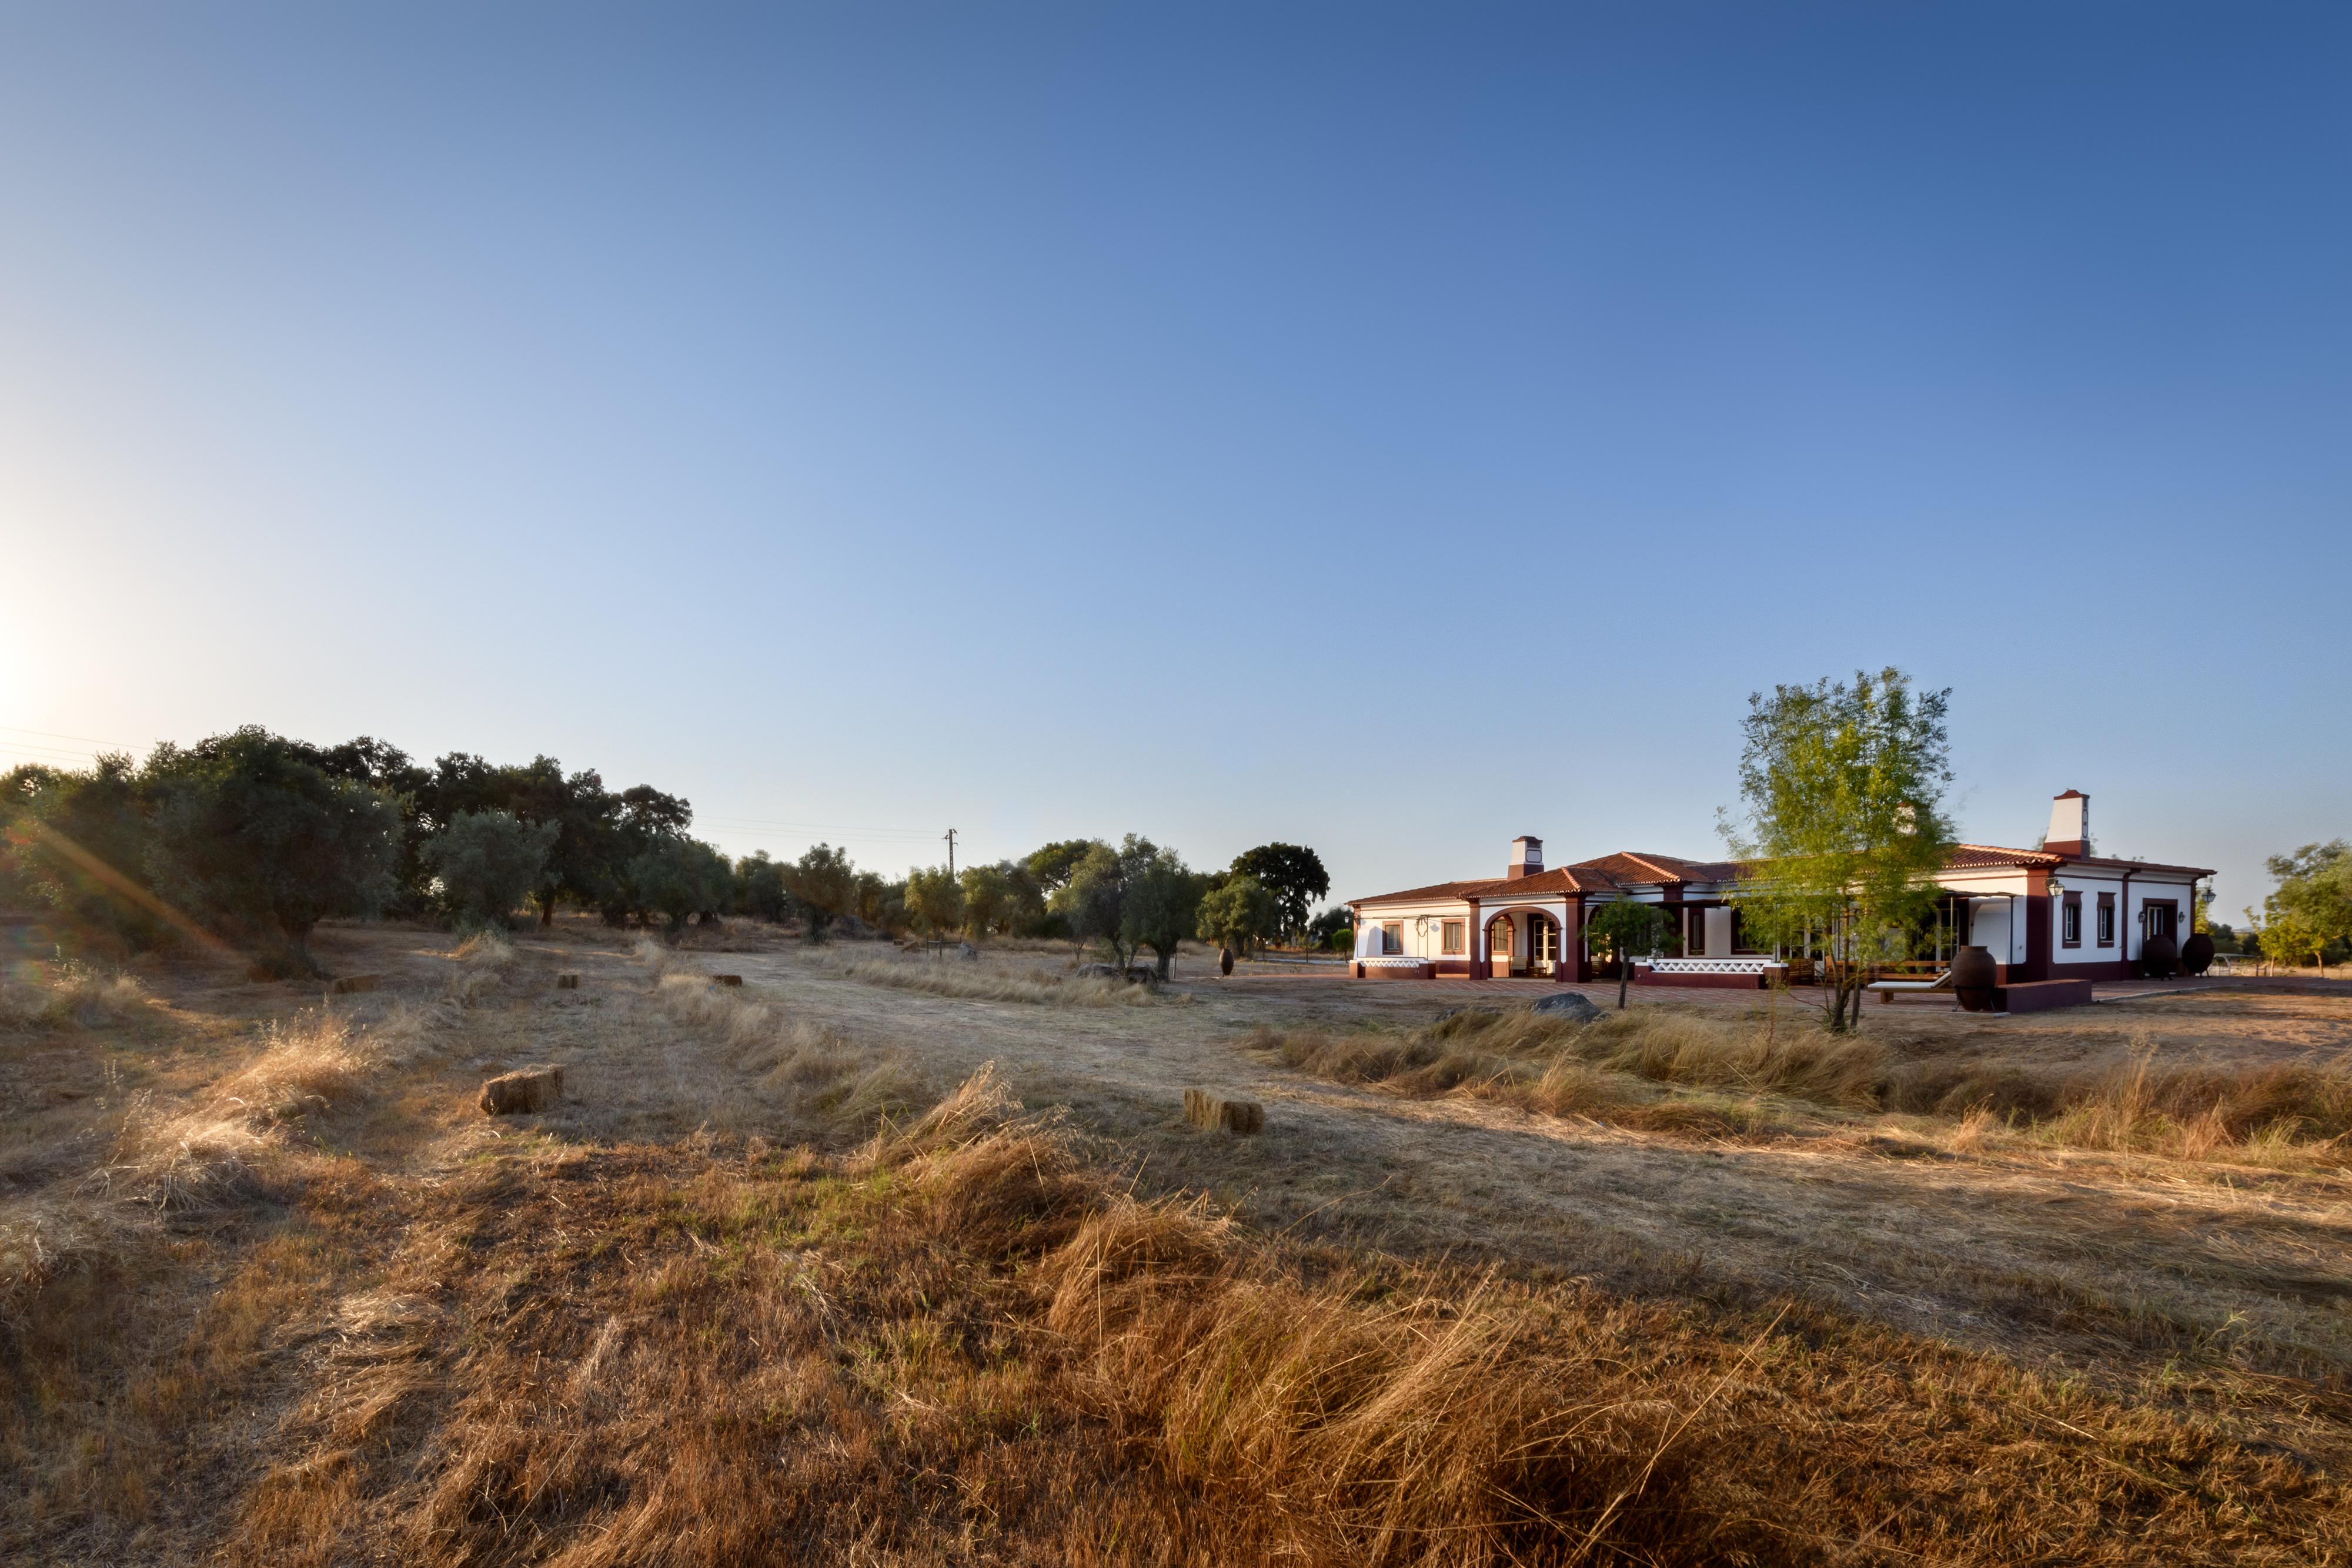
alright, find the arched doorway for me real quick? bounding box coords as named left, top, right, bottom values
left=1486, top=911, right=1562, bottom=978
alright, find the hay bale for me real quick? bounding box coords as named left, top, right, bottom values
left=478, top=1065, right=564, bottom=1116
left=556, top=973, right=580, bottom=990
left=1184, top=1087, right=1265, bottom=1135
left=330, top=974, right=382, bottom=995
left=712, top=974, right=743, bottom=987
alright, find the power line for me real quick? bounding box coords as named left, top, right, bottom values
left=0, top=724, right=138, bottom=750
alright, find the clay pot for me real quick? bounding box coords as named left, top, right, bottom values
left=1950, top=945, right=2000, bottom=1012
left=1219, top=947, right=1235, bottom=977
left=2180, top=932, right=2215, bottom=976
left=2141, top=934, right=2180, bottom=979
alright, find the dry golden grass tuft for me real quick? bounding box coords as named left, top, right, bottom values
left=442, top=927, right=518, bottom=1004
left=651, top=965, right=930, bottom=1131
left=0, top=957, right=149, bottom=1032
left=1265, top=1007, right=2352, bottom=1168
left=2023, top=1039, right=2352, bottom=1166
left=1251, top=1006, right=1873, bottom=1136
left=836, top=955, right=1178, bottom=1007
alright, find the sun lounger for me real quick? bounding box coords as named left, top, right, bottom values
left=1867, top=971, right=1953, bottom=1004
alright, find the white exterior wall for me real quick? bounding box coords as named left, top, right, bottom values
left=1353, top=900, right=1473, bottom=960
left=1936, top=869, right=2031, bottom=967
left=2049, top=868, right=2199, bottom=968
left=1353, top=895, right=1573, bottom=966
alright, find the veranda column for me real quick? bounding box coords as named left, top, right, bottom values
left=1466, top=897, right=1485, bottom=980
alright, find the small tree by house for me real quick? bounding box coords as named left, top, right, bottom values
left=1584, top=900, right=1673, bottom=1011
left=1721, top=668, right=1957, bottom=1034
left=422, top=810, right=558, bottom=931
left=1197, top=874, right=1278, bottom=961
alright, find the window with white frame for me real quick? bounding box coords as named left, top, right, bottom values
left=1441, top=920, right=1465, bottom=955
left=1380, top=921, right=1402, bottom=955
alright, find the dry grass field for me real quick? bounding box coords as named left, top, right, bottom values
left=5, top=918, right=2351, bottom=1564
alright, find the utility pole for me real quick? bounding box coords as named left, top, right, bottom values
left=944, top=827, right=957, bottom=881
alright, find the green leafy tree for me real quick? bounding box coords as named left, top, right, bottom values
left=1230, top=842, right=1330, bottom=945
left=1583, top=900, right=1673, bottom=1011
left=312, top=736, right=433, bottom=915
left=856, top=871, right=908, bottom=935
left=958, top=862, right=1017, bottom=937
left=1720, top=668, right=1957, bottom=1034
left=498, top=758, right=622, bottom=927
left=781, top=844, right=856, bottom=942
left=1024, top=840, right=1099, bottom=897
left=421, top=810, right=558, bottom=931
left=2260, top=841, right=2352, bottom=977
left=1122, top=839, right=1202, bottom=981
left=737, top=851, right=792, bottom=922
left=1305, top=907, right=1352, bottom=950
left=1197, top=874, right=1278, bottom=959
left=1054, top=841, right=1132, bottom=970
left=144, top=728, right=405, bottom=974
left=627, top=836, right=734, bottom=937
left=3, top=754, right=174, bottom=955
left=905, top=864, right=966, bottom=941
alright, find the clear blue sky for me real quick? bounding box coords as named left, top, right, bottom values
left=2, top=4, right=2344, bottom=920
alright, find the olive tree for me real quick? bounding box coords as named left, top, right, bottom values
left=144, top=728, right=405, bottom=975
left=2, top=754, right=175, bottom=955
left=737, top=851, right=792, bottom=922
left=422, top=810, right=558, bottom=931
left=958, top=862, right=1017, bottom=937
left=905, top=864, right=965, bottom=942
left=781, top=843, right=856, bottom=942
left=627, top=836, right=735, bottom=937
left=1054, top=841, right=1132, bottom=970
left=1122, top=839, right=1201, bottom=981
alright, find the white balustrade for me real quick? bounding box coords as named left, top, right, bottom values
left=1639, top=957, right=1788, bottom=975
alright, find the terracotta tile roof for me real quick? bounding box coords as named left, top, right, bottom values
left=1351, top=840, right=2205, bottom=910
left=1943, top=843, right=2065, bottom=870
left=1348, top=865, right=1621, bottom=906
left=1345, top=878, right=1499, bottom=907
left=2047, top=852, right=2214, bottom=877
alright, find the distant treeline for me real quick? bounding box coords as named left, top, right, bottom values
left=0, top=727, right=1344, bottom=977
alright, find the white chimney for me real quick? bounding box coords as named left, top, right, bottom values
left=2044, top=791, right=2089, bottom=857
left=1506, top=835, right=1543, bottom=880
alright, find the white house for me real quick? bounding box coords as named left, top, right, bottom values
left=1345, top=791, right=2211, bottom=987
